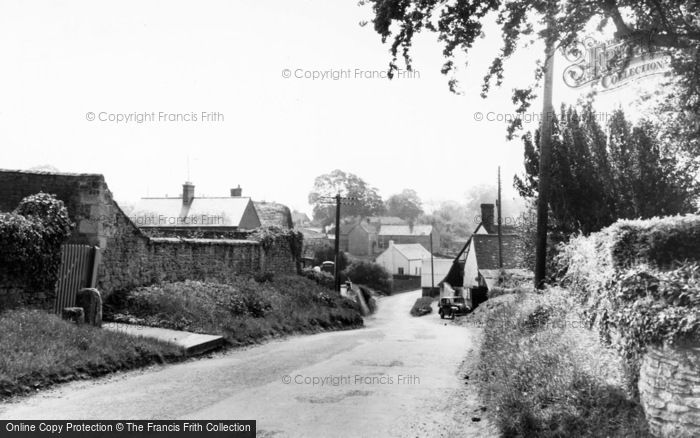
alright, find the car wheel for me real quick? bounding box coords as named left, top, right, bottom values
left=439, top=310, right=444, bottom=319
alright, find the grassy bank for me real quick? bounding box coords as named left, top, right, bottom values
left=473, top=289, right=651, bottom=437
left=0, top=309, right=184, bottom=399
left=104, top=274, right=364, bottom=346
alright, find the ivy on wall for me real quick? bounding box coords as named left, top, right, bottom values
left=249, top=226, right=303, bottom=261
left=0, top=193, right=73, bottom=289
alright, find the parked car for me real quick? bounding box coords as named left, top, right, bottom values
left=438, top=296, right=470, bottom=319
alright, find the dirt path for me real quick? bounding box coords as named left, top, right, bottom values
left=0, top=291, right=497, bottom=437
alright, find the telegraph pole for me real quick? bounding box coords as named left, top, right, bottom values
left=320, top=194, right=358, bottom=292
left=534, top=12, right=556, bottom=289
left=497, top=166, right=503, bottom=269
left=429, top=232, right=435, bottom=296
left=334, top=194, right=341, bottom=291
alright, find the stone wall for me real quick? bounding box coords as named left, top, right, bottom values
left=639, top=344, right=700, bottom=437
left=0, top=169, right=299, bottom=304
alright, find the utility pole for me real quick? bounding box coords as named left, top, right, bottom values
left=534, top=12, right=556, bottom=289
left=319, top=194, right=358, bottom=292
left=334, top=194, right=341, bottom=292
left=429, top=231, right=435, bottom=297
left=497, top=166, right=503, bottom=269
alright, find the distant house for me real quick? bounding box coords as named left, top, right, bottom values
left=292, top=211, right=311, bottom=228
left=132, top=182, right=261, bottom=234
left=340, top=216, right=409, bottom=257
left=439, top=203, right=532, bottom=303
left=377, top=224, right=440, bottom=252
left=375, top=242, right=431, bottom=276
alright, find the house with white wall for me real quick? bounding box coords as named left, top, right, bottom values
left=375, top=241, right=431, bottom=276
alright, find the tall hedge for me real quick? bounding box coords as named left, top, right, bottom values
left=557, top=214, right=700, bottom=395
left=0, top=193, right=73, bottom=289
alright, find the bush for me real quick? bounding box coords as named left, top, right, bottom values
left=301, top=268, right=335, bottom=290
left=104, top=275, right=363, bottom=345
left=557, top=215, right=700, bottom=394
left=344, top=261, right=392, bottom=294
left=312, top=247, right=349, bottom=272
left=410, top=296, right=433, bottom=316
left=0, top=193, right=73, bottom=289
left=477, top=291, right=650, bottom=437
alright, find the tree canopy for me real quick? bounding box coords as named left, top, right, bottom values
left=308, top=170, right=386, bottom=225
left=385, top=189, right=424, bottom=221
left=364, top=0, right=700, bottom=131
left=514, top=104, right=700, bottom=236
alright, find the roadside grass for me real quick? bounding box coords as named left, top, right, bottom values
left=104, top=274, right=364, bottom=346
left=0, top=309, right=184, bottom=399
left=410, top=296, right=433, bottom=316
left=475, top=289, right=651, bottom=437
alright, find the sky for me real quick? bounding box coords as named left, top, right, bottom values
left=0, top=0, right=666, bottom=216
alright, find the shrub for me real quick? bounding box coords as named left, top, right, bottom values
left=477, top=291, right=651, bottom=437
left=0, top=193, right=73, bottom=289
left=344, top=261, right=392, bottom=294
left=557, top=214, right=700, bottom=395
left=301, top=268, right=335, bottom=290
left=410, top=296, right=433, bottom=316
left=312, top=247, right=349, bottom=272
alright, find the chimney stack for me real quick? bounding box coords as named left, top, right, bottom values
left=182, top=181, right=195, bottom=205
left=480, top=203, right=495, bottom=234
left=230, top=185, right=242, bottom=197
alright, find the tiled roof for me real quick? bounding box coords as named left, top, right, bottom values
left=392, top=243, right=432, bottom=260
left=132, top=197, right=254, bottom=228
left=472, top=234, right=526, bottom=270
left=379, top=224, right=433, bottom=236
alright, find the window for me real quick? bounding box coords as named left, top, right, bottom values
left=398, top=267, right=404, bottom=275
left=415, top=267, right=420, bottom=275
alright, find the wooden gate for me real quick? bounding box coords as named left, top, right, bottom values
left=53, top=244, right=101, bottom=314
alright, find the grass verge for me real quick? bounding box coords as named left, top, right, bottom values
left=104, top=274, right=364, bottom=346
left=410, top=296, right=433, bottom=316
left=0, top=309, right=184, bottom=400
left=474, top=289, right=651, bottom=437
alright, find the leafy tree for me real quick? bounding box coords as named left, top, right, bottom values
left=344, top=260, right=392, bottom=294
left=514, top=105, right=700, bottom=237
left=363, top=0, right=700, bottom=130
left=385, top=189, right=424, bottom=221
left=308, top=170, right=386, bottom=226
left=312, top=246, right=349, bottom=272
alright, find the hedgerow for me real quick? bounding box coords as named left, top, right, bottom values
left=0, top=193, right=72, bottom=289
left=557, top=214, right=700, bottom=395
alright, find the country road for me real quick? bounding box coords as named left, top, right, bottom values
left=0, top=290, right=497, bottom=437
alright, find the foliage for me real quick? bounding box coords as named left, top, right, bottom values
left=104, top=275, right=363, bottom=345
left=344, top=260, right=393, bottom=294
left=249, top=226, right=304, bottom=261
left=385, top=189, right=423, bottom=222
left=557, top=215, right=700, bottom=393
left=0, top=193, right=73, bottom=289
left=410, top=296, right=433, bottom=317
left=301, top=267, right=336, bottom=290
left=308, top=170, right=386, bottom=226
left=514, top=106, right=699, bottom=239
left=312, top=246, right=349, bottom=272
left=0, top=309, right=184, bottom=399
left=363, top=0, right=700, bottom=135
left=476, top=291, right=651, bottom=437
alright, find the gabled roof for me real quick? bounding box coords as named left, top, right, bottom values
left=132, top=196, right=256, bottom=228
left=391, top=243, right=431, bottom=260
left=254, top=201, right=293, bottom=228
left=379, top=224, right=433, bottom=236
left=472, top=234, right=526, bottom=270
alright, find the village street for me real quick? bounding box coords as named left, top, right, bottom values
left=0, top=291, right=496, bottom=437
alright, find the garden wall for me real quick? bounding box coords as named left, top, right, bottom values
left=0, top=169, right=299, bottom=304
